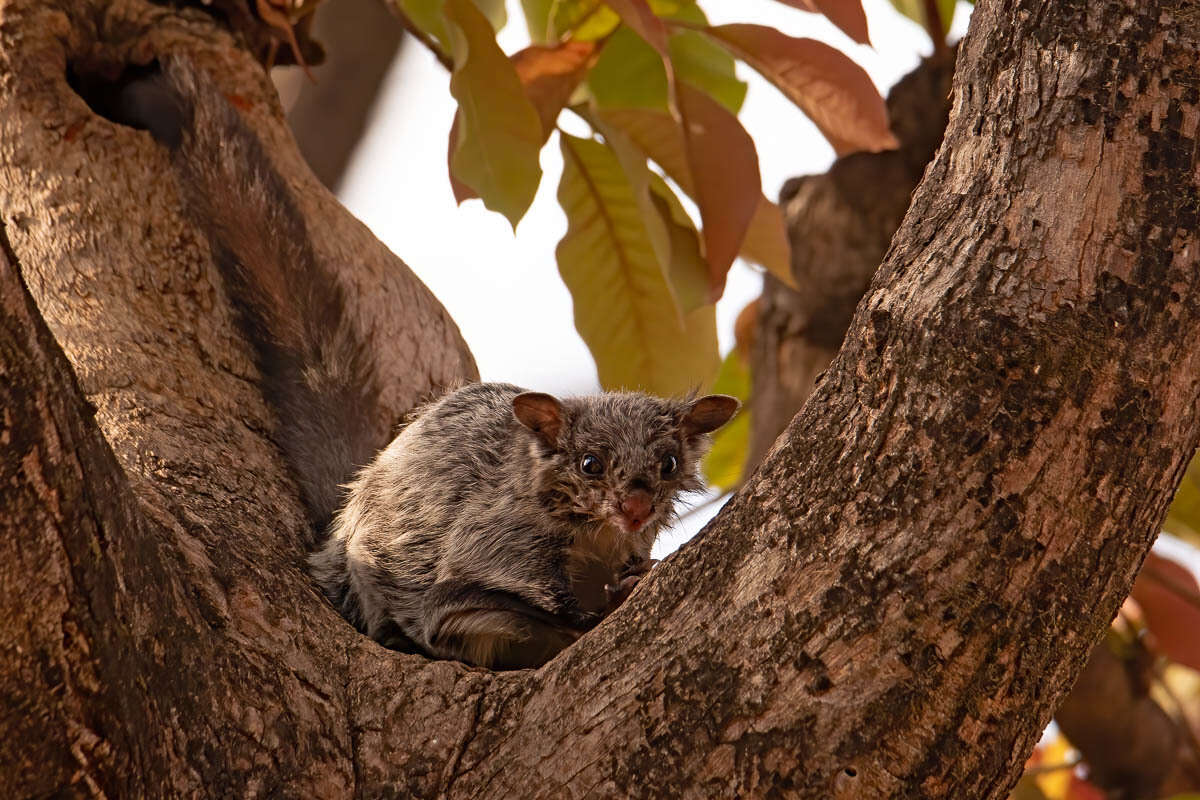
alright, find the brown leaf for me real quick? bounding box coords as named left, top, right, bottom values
left=769, top=0, right=871, bottom=45
left=1131, top=551, right=1200, bottom=671
left=603, top=0, right=670, bottom=55
left=512, top=40, right=598, bottom=140
left=676, top=82, right=761, bottom=299
left=706, top=23, right=897, bottom=156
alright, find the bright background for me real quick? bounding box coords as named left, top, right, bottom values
left=338, top=0, right=975, bottom=556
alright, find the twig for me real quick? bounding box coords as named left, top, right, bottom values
left=921, top=0, right=949, bottom=57
left=384, top=0, right=455, bottom=71
left=1021, top=757, right=1080, bottom=777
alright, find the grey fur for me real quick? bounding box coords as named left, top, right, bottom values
left=311, top=383, right=736, bottom=668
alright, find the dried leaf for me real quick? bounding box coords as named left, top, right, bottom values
left=604, top=0, right=670, bottom=55
left=705, top=23, right=898, bottom=156
left=676, top=82, right=761, bottom=299
left=512, top=40, right=598, bottom=140
left=768, top=0, right=871, bottom=45
left=1131, top=551, right=1200, bottom=671
left=444, top=0, right=544, bottom=226
left=557, top=134, right=719, bottom=395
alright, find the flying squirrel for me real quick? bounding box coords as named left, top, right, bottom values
left=114, top=58, right=738, bottom=669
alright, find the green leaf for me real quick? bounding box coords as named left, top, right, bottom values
left=445, top=0, right=544, bottom=227
left=647, top=176, right=709, bottom=313
left=549, top=0, right=620, bottom=41
left=594, top=107, right=795, bottom=287
left=702, top=349, right=751, bottom=490
left=474, top=0, right=508, bottom=31
left=521, top=0, right=555, bottom=41
left=1164, top=448, right=1200, bottom=550
left=557, top=133, right=719, bottom=395
left=587, top=26, right=669, bottom=110
left=670, top=30, right=746, bottom=114
left=887, top=0, right=956, bottom=37
left=399, top=0, right=506, bottom=47
left=398, top=0, right=451, bottom=48
left=593, top=115, right=709, bottom=315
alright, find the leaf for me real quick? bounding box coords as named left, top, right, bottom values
left=887, top=0, right=956, bottom=37
left=549, top=0, right=619, bottom=41
left=604, top=0, right=671, bottom=55
left=520, top=0, right=555, bottom=42
left=669, top=30, right=747, bottom=114
left=587, top=26, right=670, bottom=110
left=648, top=176, right=709, bottom=313
left=702, top=348, right=751, bottom=490
left=398, top=0, right=506, bottom=48
left=557, top=134, right=719, bottom=395
left=675, top=82, right=761, bottom=299
left=596, top=107, right=795, bottom=286
left=444, top=0, right=544, bottom=226
left=741, top=199, right=794, bottom=287
left=704, top=24, right=898, bottom=156
left=399, top=0, right=447, bottom=45
left=450, top=39, right=595, bottom=204
left=593, top=114, right=710, bottom=315
left=768, top=0, right=871, bottom=45
left=1130, top=551, right=1200, bottom=671
left=1164, top=449, right=1200, bottom=550
left=512, top=40, right=597, bottom=140
left=587, top=26, right=745, bottom=115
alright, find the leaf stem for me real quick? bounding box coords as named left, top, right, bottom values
left=384, top=0, right=455, bottom=71
left=921, top=0, right=949, bottom=57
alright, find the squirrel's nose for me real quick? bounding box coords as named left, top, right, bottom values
left=619, top=491, right=653, bottom=530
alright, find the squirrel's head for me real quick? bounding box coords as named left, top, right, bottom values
left=512, top=391, right=739, bottom=536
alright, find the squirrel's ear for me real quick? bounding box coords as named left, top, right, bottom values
left=682, top=395, right=740, bottom=436
left=513, top=392, right=565, bottom=446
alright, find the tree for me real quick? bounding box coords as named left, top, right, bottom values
left=3, top=0, right=1199, bottom=797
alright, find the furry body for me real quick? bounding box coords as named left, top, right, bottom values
left=310, top=383, right=717, bottom=667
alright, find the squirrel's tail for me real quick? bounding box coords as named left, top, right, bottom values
left=116, top=58, right=384, bottom=537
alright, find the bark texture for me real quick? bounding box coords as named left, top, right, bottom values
left=749, top=48, right=956, bottom=469
left=3, top=0, right=1200, bottom=798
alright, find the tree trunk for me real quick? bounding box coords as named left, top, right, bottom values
left=3, top=1, right=1199, bottom=798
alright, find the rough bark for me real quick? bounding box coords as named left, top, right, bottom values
left=3, top=1, right=1200, bottom=799
left=276, top=0, right=405, bottom=191
left=749, top=48, right=956, bottom=469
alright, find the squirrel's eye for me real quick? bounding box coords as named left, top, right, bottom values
left=661, top=453, right=679, bottom=477
left=580, top=454, right=604, bottom=475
